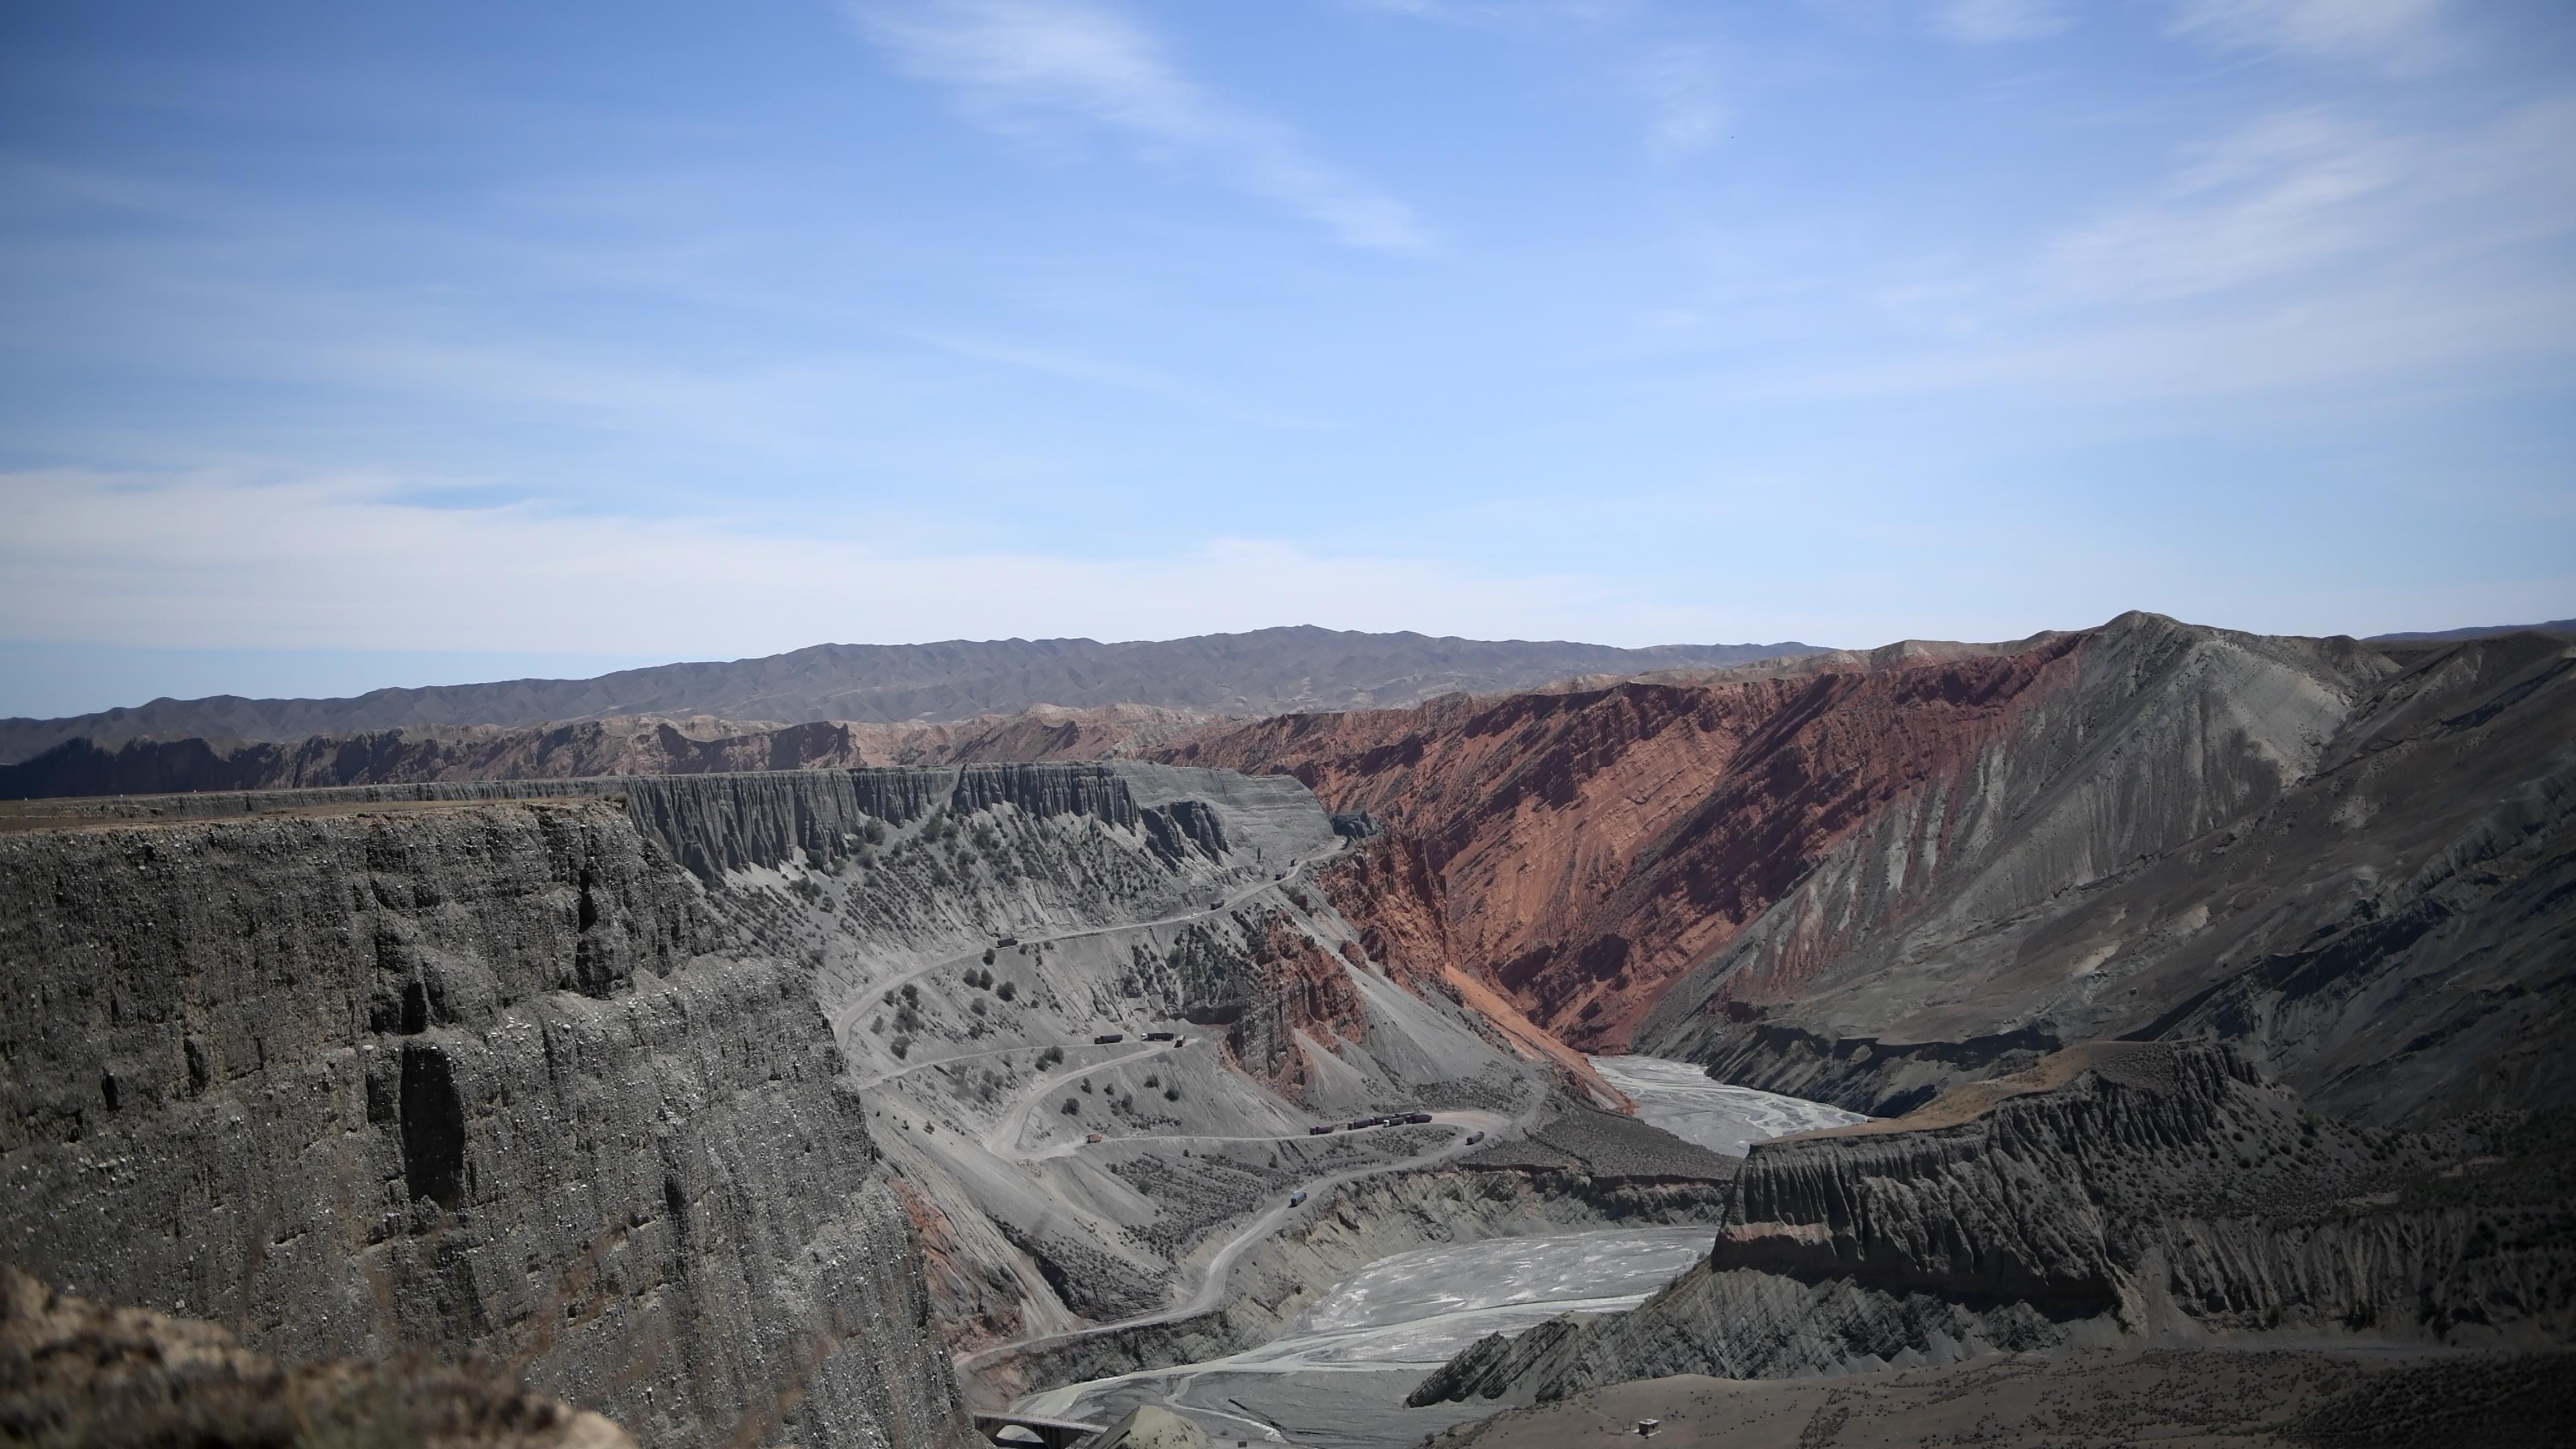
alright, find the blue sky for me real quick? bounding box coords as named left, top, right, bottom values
left=3, top=0, right=2572, bottom=714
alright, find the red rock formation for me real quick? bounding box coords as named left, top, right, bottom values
left=1164, top=637, right=2086, bottom=1049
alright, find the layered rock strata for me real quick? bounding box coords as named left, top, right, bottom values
left=0, top=794, right=979, bottom=1448
left=1165, top=614, right=2576, bottom=1126
left=1411, top=1042, right=2575, bottom=1407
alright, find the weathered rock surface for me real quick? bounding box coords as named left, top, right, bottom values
left=1411, top=1042, right=2575, bottom=1407
left=0, top=706, right=1214, bottom=801
left=0, top=1266, right=637, bottom=1448
left=0, top=794, right=979, bottom=1448
left=1164, top=614, right=2576, bottom=1126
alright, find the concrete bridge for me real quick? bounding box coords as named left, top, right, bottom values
left=971, top=1410, right=1108, bottom=1448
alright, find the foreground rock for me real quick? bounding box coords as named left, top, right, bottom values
left=0, top=1267, right=635, bottom=1448
left=1412, top=1041, right=2574, bottom=1407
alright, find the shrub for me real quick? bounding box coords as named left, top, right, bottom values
left=971, top=998, right=987, bottom=1017
left=982, top=949, right=996, bottom=966
left=996, top=980, right=1018, bottom=1002
left=1061, top=1098, right=1079, bottom=1115
left=900, top=982, right=919, bottom=1004
left=1036, top=1044, right=1063, bottom=1067
left=890, top=1035, right=911, bottom=1059
left=1163, top=1086, right=1179, bottom=1102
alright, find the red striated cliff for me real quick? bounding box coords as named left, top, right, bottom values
left=1171, top=614, right=2576, bottom=1127
left=1163, top=636, right=2086, bottom=1049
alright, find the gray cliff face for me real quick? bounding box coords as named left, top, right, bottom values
left=1639, top=619, right=2576, bottom=1126
left=0, top=798, right=978, bottom=1448
left=1411, top=1042, right=2576, bottom=1407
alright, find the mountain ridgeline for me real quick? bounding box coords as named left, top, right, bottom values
left=1168, top=611, right=2576, bottom=1128
left=0, top=628, right=1820, bottom=765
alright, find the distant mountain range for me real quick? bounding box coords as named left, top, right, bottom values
left=2366, top=619, right=2575, bottom=642
left=0, top=627, right=1821, bottom=766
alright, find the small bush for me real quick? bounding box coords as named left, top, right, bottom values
left=1163, top=1086, right=1179, bottom=1102
left=971, top=998, right=987, bottom=1017
left=997, top=980, right=1018, bottom=1002
left=1061, top=1098, right=1079, bottom=1115
left=890, top=1036, right=912, bottom=1059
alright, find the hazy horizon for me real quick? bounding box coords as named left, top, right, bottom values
left=5, top=1, right=2573, bottom=716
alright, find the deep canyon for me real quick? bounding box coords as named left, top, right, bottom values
left=3, top=614, right=2570, bottom=1447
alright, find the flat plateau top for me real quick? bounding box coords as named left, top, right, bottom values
left=0, top=796, right=610, bottom=835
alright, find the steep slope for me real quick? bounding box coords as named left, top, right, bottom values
left=0, top=792, right=979, bottom=1448
left=1164, top=614, right=2576, bottom=1125
left=1411, top=1041, right=2576, bottom=1407
left=0, top=628, right=1821, bottom=763
left=1642, top=619, right=2576, bottom=1124
left=1161, top=633, right=2094, bottom=1051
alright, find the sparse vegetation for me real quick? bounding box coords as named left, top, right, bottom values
left=997, top=979, right=1018, bottom=1002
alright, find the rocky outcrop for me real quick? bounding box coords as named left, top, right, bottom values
left=0, top=1266, right=636, bottom=1448
left=1163, top=634, right=2090, bottom=1050
left=0, top=796, right=979, bottom=1448
left=1166, top=615, right=2576, bottom=1127
left=1411, top=1042, right=2576, bottom=1406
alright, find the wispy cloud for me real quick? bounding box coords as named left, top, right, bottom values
left=2165, top=0, right=2447, bottom=62
left=1937, top=0, right=2072, bottom=44
left=853, top=0, right=1430, bottom=252
left=1635, top=44, right=1729, bottom=157
left=2046, top=109, right=2402, bottom=302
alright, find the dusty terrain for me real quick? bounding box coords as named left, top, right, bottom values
left=1165, top=613, right=2576, bottom=1130
left=4, top=612, right=2571, bottom=1448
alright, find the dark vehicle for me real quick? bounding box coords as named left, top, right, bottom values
left=1093, top=1032, right=1124, bottom=1044
left=1084, top=1132, right=1106, bottom=1144
left=1209, top=900, right=1222, bottom=910
left=1465, top=1130, right=1486, bottom=1145
left=1347, top=1117, right=1379, bottom=1131
left=1307, top=1124, right=1336, bottom=1136
left=1289, top=1190, right=1307, bottom=1207
left=1402, top=1112, right=1434, bottom=1124
left=995, top=936, right=1018, bottom=947
left=1274, top=872, right=1286, bottom=880
left=1170, top=1036, right=1187, bottom=1048
left=1143, top=1030, right=1175, bottom=1042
